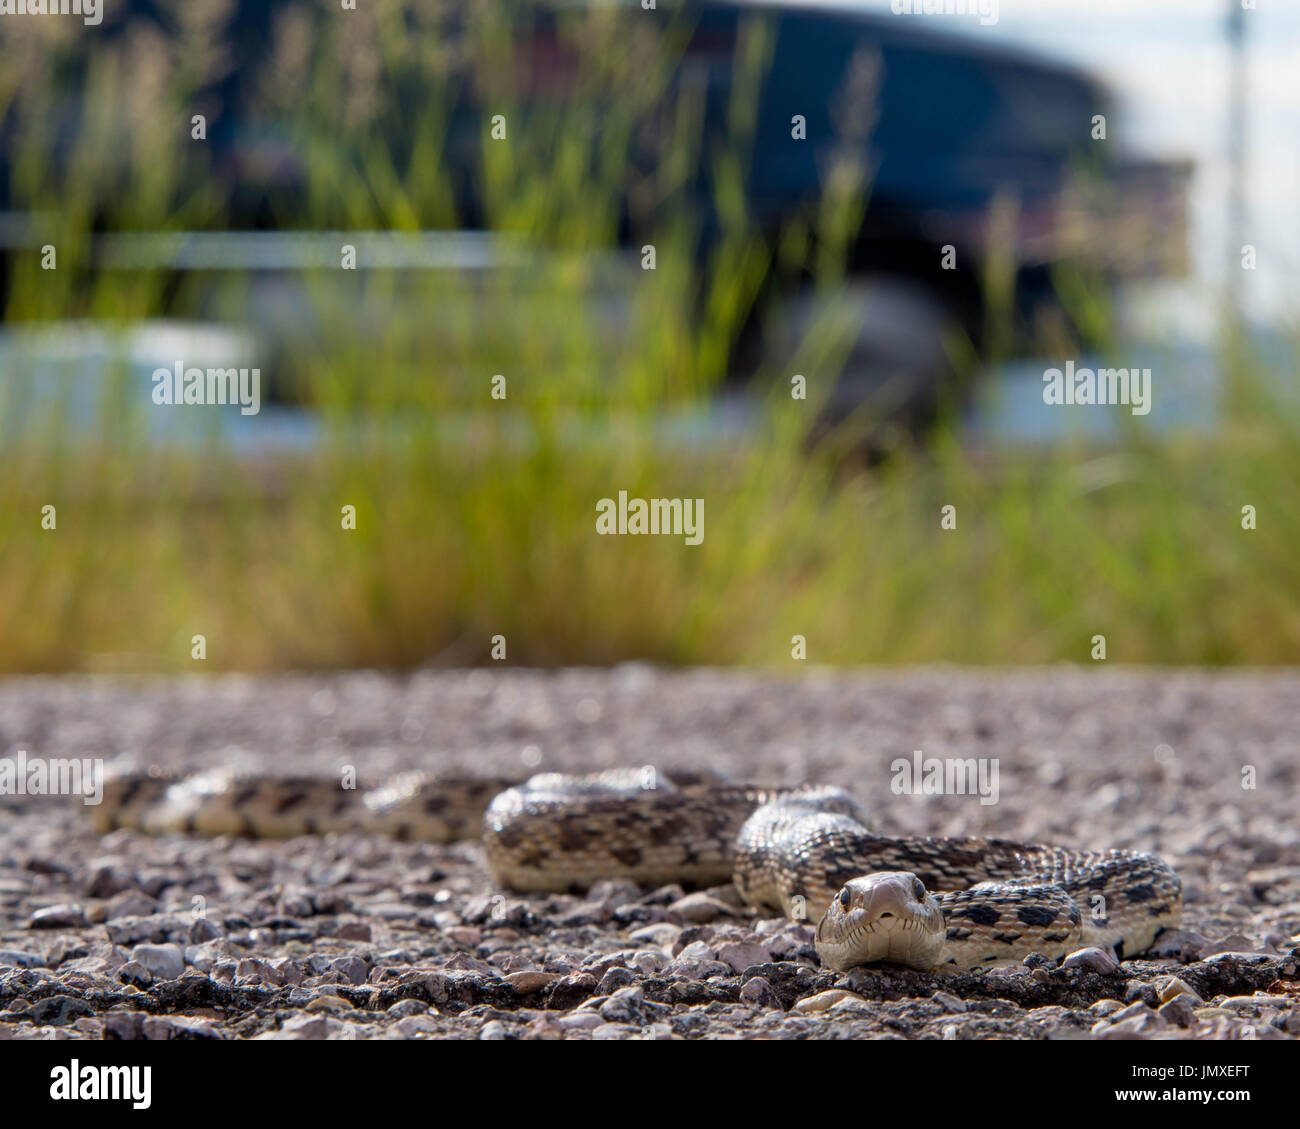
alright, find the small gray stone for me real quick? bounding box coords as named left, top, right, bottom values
left=668, top=892, right=736, bottom=924
left=557, top=1011, right=603, bottom=1030
left=1220, top=994, right=1290, bottom=1011
left=506, top=971, right=556, bottom=994
left=587, top=880, right=642, bottom=912
left=1203, top=950, right=1272, bottom=965
left=143, top=1015, right=221, bottom=1040
left=792, top=989, right=866, bottom=1014
left=1062, top=947, right=1119, bottom=974
left=596, top=966, right=636, bottom=995
left=304, top=993, right=354, bottom=1013
left=717, top=941, right=771, bottom=975
left=1200, top=933, right=1264, bottom=958
left=1109, top=1001, right=1153, bottom=1023
left=118, top=960, right=152, bottom=987
left=332, top=955, right=369, bottom=986
left=599, top=986, right=645, bottom=1025
left=739, top=976, right=782, bottom=1009
left=103, top=1011, right=146, bottom=1039
left=1093, top=1011, right=1169, bottom=1040
left=188, top=918, right=223, bottom=944
left=28, top=995, right=94, bottom=1027
left=931, top=990, right=968, bottom=1013
left=629, top=949, right=670, bottom=974
left=1089, top=998, right=1125, bottom=1016
left=396, top=1015, right=441, bottom=1037
left=627, top=923, right=682, bottom=950
left=103, top=892, right=158, bottom=922
left=333, top=921, right=372, bottom=942
left=674, top=940, right=716, bottom=962
left=270, top=958, right=303, bottom=986
left=28, top=905, right=87, bottom=930
left=386, top=999, right=431, bottom=1018
left=85, top=862, right=136, bottom=899
left=1157, top=994, right=1197, bottom=1028
left=665, top=956, right=731, bottom=980
left=1156, top=976, right=1202, bottom=1005
left=279, top=1014, right=341, bottom=1039
left=131, top=943, right=184, bottom=981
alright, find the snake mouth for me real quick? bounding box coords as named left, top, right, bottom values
left=814, top=871, right=946, bottom=972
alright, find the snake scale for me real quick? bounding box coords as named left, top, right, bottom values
left=91, top=765, right=1182, bottom=972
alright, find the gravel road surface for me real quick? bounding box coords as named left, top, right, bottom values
left=1, top=666, right=1297, bottom=1040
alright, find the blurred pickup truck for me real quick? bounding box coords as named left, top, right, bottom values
left=0, top=0, right=1191, bottom=441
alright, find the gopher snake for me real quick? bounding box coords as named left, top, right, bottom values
left=92, top=766, right=1182, bottom=972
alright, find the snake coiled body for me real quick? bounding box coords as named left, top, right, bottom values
left=92, top=766, right=1182, bottom=972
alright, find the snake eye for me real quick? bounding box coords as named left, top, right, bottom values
left=838, top=887, right=851, bottom=911
left=912, top=879, right=926, bottom=901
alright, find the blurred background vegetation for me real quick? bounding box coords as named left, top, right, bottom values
left=0, top=1, right=1297, bottom=673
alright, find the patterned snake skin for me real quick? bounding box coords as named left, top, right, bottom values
left=92, top=765, right=1182, bottom=972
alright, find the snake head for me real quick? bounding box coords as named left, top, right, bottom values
left=814, top=872, right=946, bottom=972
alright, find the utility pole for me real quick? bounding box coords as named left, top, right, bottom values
left=1224, top=0, right=1248, bottom=334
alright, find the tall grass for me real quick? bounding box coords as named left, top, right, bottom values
left=1, top=3, right=1298, bottom=673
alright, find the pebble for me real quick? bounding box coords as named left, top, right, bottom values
left=1201, top=933, right=1263, bottom=957
left=599, top=986, right=646, bottom=1025
left=305, top=994, right=355, bottom=1013
left=1089, top=998, right=1125, bottom=1016
left=1092, top=1011, right=1169, bottom=1039
left=142, top=1015, right=222, bottom=1040
left=629, top=948, right=670, bottom=974
left=131, top=943, right=184, bottom=981
left=331, top=955, right=369, bottom=986
left=1109, top=1001, right=1153, bottom=1024
left=665, top=956, right=731, bottom=980
left=1219, top=995, right=1291, bottom=1011
left=333, top=921, right=372, bottom=942
left=717, top=941, right=771, bottom=975
left=27, top=905, right=87, bottom=930
left=1062, top=947, right=1119, bottom=974
left=792, top=989, right=865, bottom=1015
left=188, top=918, right=223, bottom=943
left=278, top=1014, right=343, bottom=1040
left=1157, top=995, right=1198, bottom=1028
left=103, top=891, right=159, bottom=921
left=1156, top=976, right=1202, bottom=1005
left=675, top=939, right=715, bottom=960
left=627, top=923, right=681, bottom=950
left=84, top=862, right=136, bottom=899
left=506, top=971, right=556, bottom=994
left=596, top=966, right=636, bottom=995
left=547, top=972, right=598, bottom=1009
left=28, top=995, right=95, bottom=1026
left=103, top=1012, right=146, bottom=1039
left=739, top=976, right=783, bottom=1010
left=931, top=990, right=968, bottom=1014
left=668, top=892, right=736, bottom=923
left=118, top=960, right=152, bottom=986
